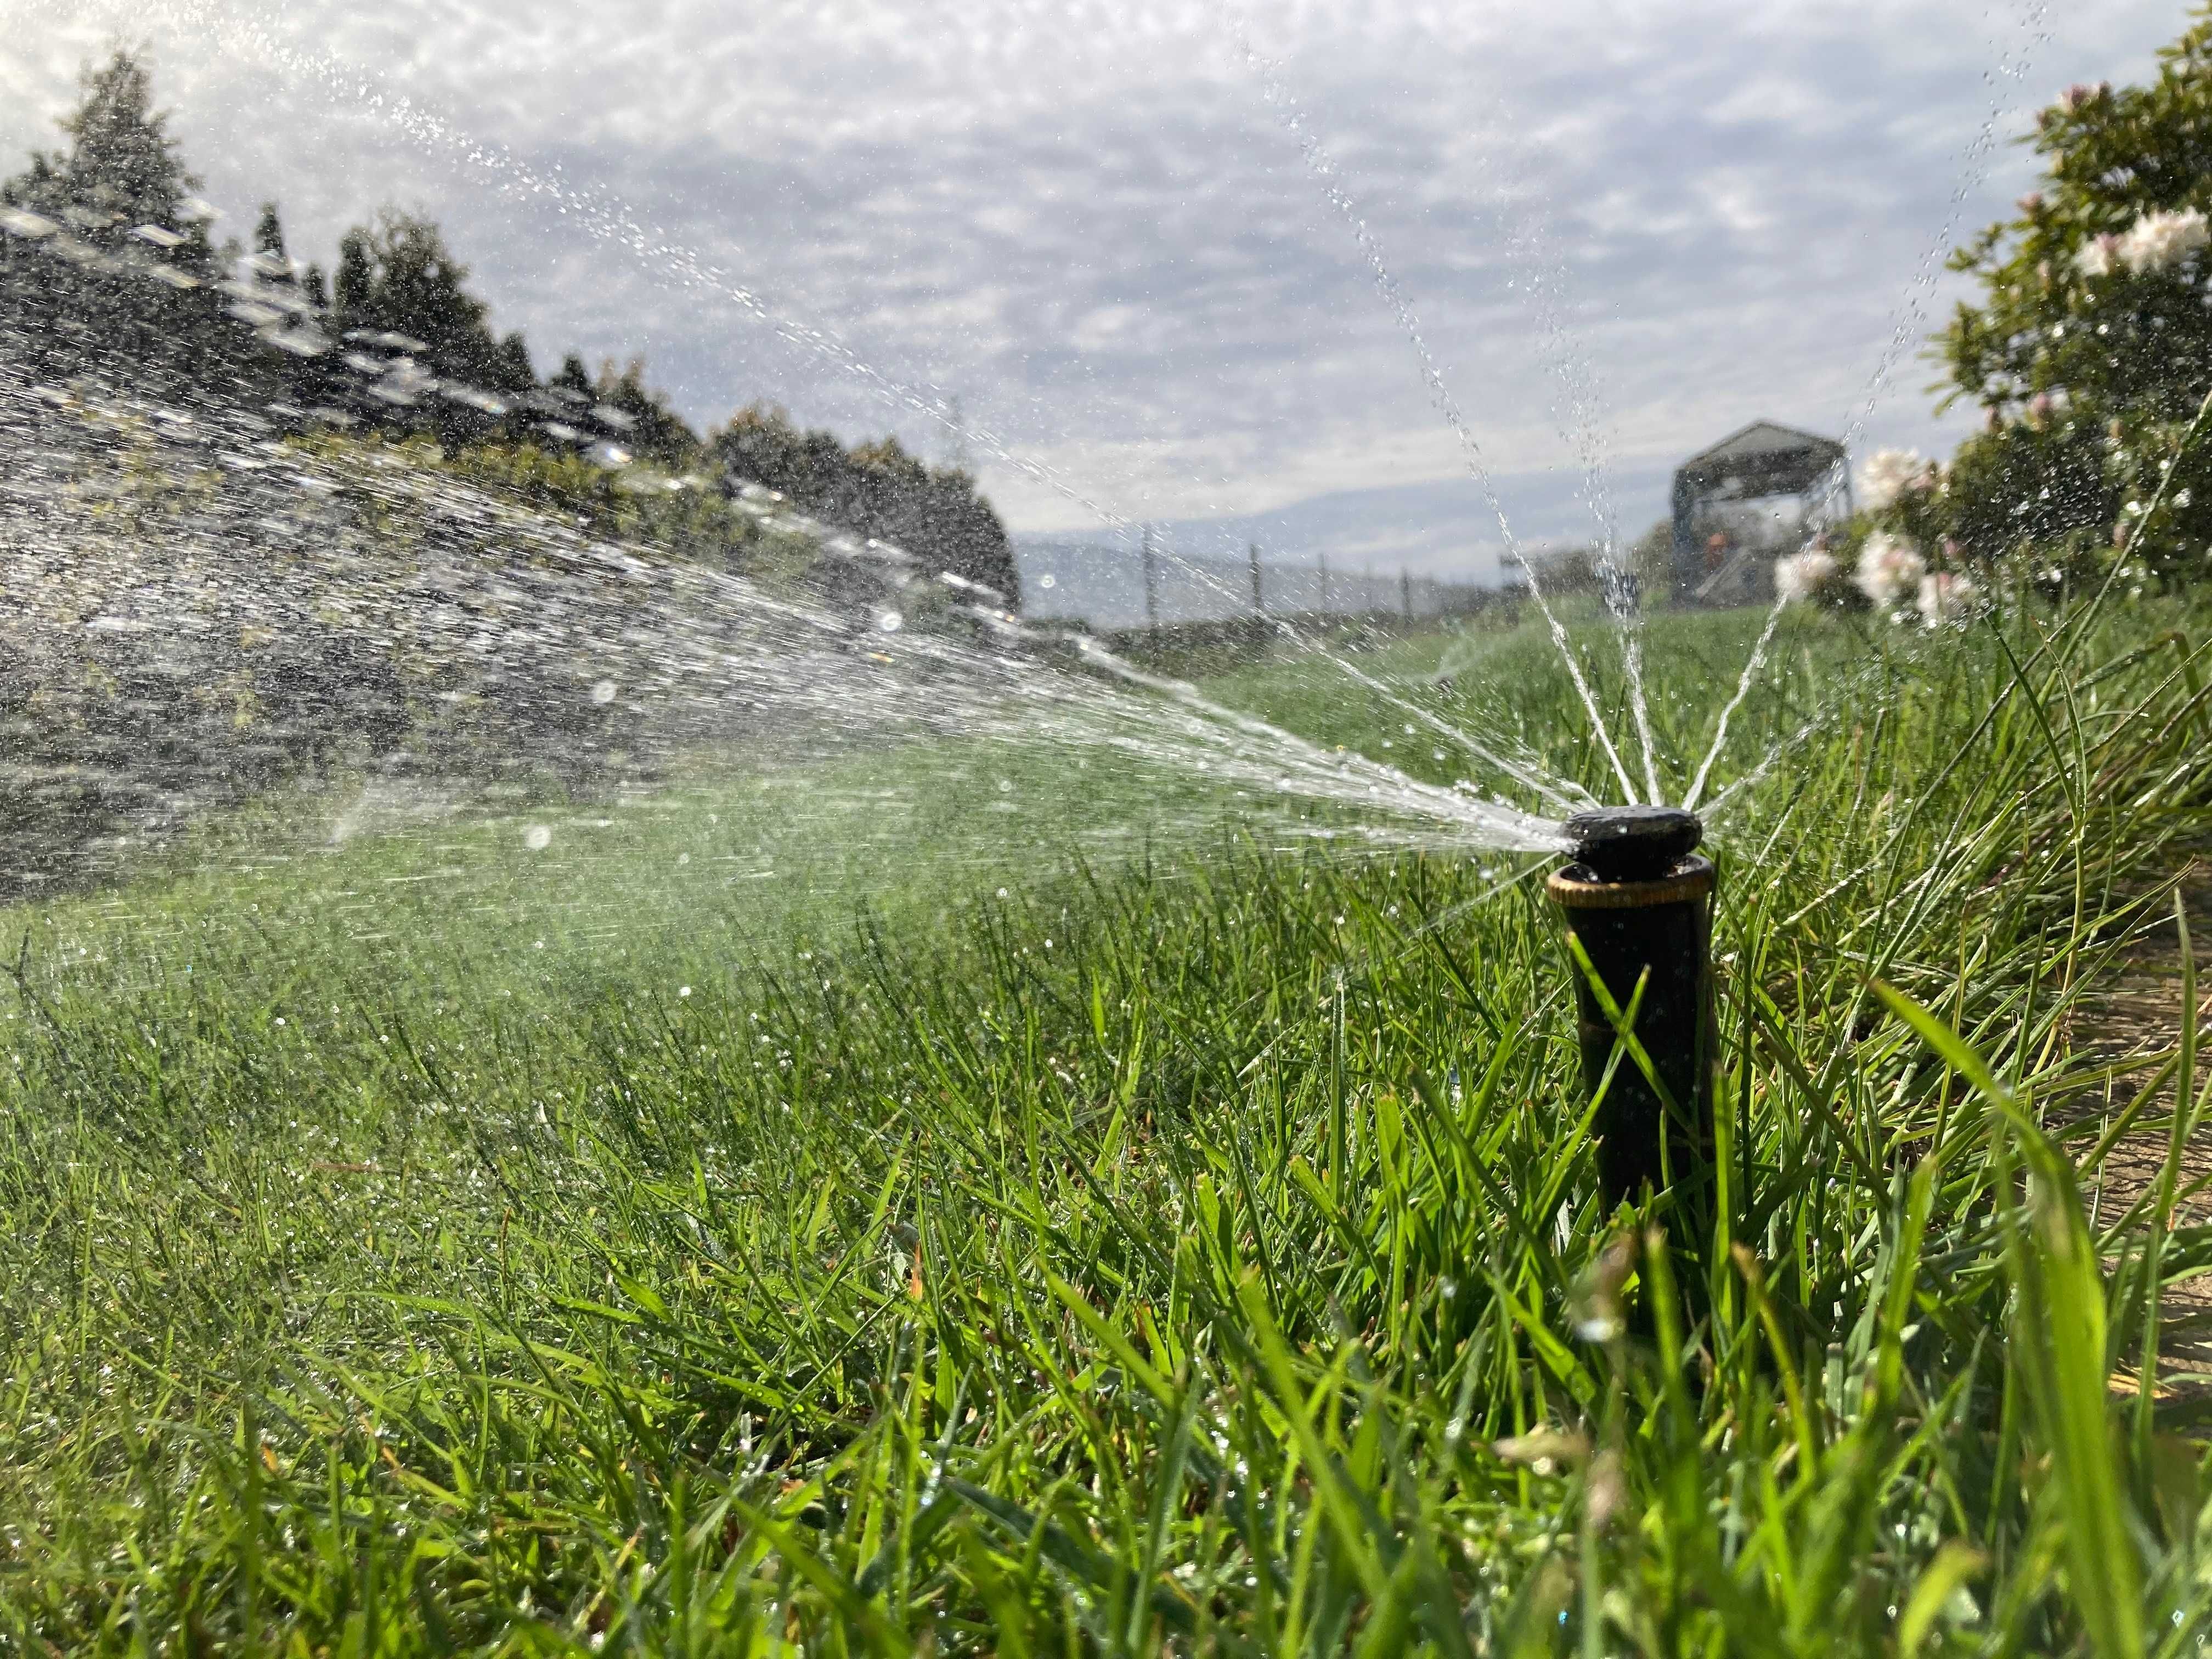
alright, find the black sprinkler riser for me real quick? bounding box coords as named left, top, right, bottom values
left=1549, top=808, right=1714, bottom=1204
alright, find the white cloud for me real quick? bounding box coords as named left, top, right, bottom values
left=0, top=0, right=2189, bottom=568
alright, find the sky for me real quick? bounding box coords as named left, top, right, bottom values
left=0, top=0, right=2194, bottom=580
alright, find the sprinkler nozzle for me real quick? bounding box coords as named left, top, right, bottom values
left=1548, top=806, right=1714, bottom=1205
left=1564, top=804, right=1701, bottom=882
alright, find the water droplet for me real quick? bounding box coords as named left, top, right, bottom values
left=876, top=611, right=904, bottom=633
left=523, top=825, right=552, bottom=851
left=1039, top=574, right=1057, bottom=589
left=589, top=679, right=618, bottom=704
left=996, top=778, right=1013, bottom=793
left=678, top=985, right=692, bottom=998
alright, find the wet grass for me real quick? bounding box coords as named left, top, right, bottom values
left=5, top=595, right=2212, bottom=1652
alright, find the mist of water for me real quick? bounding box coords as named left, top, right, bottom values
left=0, top=0, right=2069, bottom=939
left=1219, top=16, right=1649, bottom=804
left=0, top=323, right=1573, bottom=930
left=1680, top=0, right=2057, bottom=780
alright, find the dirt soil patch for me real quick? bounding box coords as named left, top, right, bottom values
left=2073, top=861, right=2212, bottom=1406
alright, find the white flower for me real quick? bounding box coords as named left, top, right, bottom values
left=2076, top=234, right=2121, bottom=278
left=1857, top=449, right=1933, bottom=510
left=2117, top=207, right=2210, bottom=274
left=1774, top=549, right=1838, bottom=604
left=1918, top=570, right=1981, bottom=626
left=1854, top=533, right=1926, bottom=610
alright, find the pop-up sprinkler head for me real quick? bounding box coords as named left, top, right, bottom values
left=1563, top=804, right=1702, bottom=881
left=1548, top=805, right=1715, bottom=1205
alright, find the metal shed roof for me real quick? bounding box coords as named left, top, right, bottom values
left=1674, top=420, right=1847, bottom=496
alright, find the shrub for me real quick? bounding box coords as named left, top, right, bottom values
left=1934, top=7, right=2212, bottom=585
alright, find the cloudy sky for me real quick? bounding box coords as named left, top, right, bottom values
left=0, top=0, right=2192, bottom=577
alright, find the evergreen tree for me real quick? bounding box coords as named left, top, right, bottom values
left=333, top=229, right=373, bottom=318
left=491, top=331, right=535, bottom=392
left=250, top=200, right=297, bottom=286
left=44, top=49, right=194, bottom=223
left=5, top=48, right=213, bottom=269
left=713, top=406, right=1018, bottom=602
left=301, top=263, right=330, bottom=310
left=331, top=207, right=506, bottom=384
left=0, top=46, right=228, bottom=385
left=593, top=356, right=697, bottom=464
left=551, top=353, right=594, bottom=397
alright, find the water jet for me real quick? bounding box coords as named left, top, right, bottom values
left=1547, top=805, right=1714, bottom=1204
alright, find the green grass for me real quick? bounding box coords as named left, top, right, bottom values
left=6, top=594, right=2212, bottom=1653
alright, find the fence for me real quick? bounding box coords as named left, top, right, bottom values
left=1014, top=538, right=1496, bottom=631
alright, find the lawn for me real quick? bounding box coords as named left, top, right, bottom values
left=4, top=591, right=2212, bottom=1653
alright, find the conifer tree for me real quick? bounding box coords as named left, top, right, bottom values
left=5, top=48, right=213, bottom=269
left=331, top=208, right=507, bottom=385
left=713, top=405, right=1018, bottom=601
left=46, top=49, right=195, bottom=223
left=333, top=229, right=373, bottom=318
left=593, top=356, right=697, bottom=463
left=552, top=353, right=594, bottom=397
left=251, top=201, right=297, bottom=286
left=492, top=331, right=536, bottom=392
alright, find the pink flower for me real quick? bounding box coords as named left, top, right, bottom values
left=1854, top=533, right=1926, bottom=610
left=2118, top=207, right=2210, bottom=274
left=1858, top=448, right=1934, bottom=510
left=2076, top=233, right=2122, bottom=278
left=1775, top=549, right=1838, bottom=605
left=2018, top=191, right=2044, bottom=215
left=1918, top=571, right=1981, bottom=627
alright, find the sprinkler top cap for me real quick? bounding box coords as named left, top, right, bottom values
left=1564, top=805, right=1702, bottom=882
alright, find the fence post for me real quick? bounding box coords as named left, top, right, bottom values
left=1249, top=540, right=1264, bottom=615
left=1142, top=524, right=1159, bottom=635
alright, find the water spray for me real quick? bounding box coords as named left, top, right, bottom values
left=1547, top=805, right=1714, bottom=1205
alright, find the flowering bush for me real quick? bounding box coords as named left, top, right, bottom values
left=1857, top=448, right=1936, bottom=511
left=1773, top=548, right=1839, bottom=605
left=1917, top=569, right=1982, bottom=626
left=2117, top=205, right=2210, bottom=273
left=1937, top=13, right=2212, bottom=588
left=2073, top=233, right=2122, bottom=279
left=1852, top=533, right=1927, bottom=612
left=1783, top=526, right=1981, bottom=627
